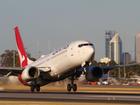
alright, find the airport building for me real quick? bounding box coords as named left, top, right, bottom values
left=122, top=52, right=131, bottom=64
left=135, top=33, right=140, bottom=63
left=105, top=31, right=116, bottom=58
left=109, top=33, right=122, bottom=64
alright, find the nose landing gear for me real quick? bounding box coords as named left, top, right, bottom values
left=67, top=76, right=77, bottom=92
left=67, top=83, right=77, bottom=92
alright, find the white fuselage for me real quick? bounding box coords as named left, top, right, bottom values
left=26, top=40, right=95, bottom=83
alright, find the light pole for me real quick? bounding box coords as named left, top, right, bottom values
left=13, top=50, right=16, bottom=67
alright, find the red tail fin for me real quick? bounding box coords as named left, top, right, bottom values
left=14, top=26, right=32, bottom=68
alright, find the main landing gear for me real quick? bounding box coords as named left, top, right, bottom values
left=30, top=80, right=40, bottom=92
left=31, top=85, right=40, bottom=92
left=67, top=76, right=77, bottom=92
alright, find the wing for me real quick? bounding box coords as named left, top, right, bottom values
left=0, top=67, right=23, bottom=76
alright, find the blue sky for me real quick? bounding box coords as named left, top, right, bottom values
left=0, top=0, right=140, bottom=60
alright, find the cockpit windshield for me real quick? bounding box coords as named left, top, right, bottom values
left=78, top=43, right=93, bottom=47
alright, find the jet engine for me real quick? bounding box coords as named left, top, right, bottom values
left=19, top=66, right=40, bottom=82
left=85, top=66, right=113, bottom=82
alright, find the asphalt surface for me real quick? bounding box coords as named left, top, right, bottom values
left=0, top=91, right=140, bottom=103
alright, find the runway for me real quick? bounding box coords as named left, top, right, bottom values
left=0, top=85, right=140, bottom=104
left=0, top=91, right=140, bottom=103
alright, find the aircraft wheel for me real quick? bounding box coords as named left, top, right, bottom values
left=67, top=84, right=72, bottom=92
left=31, top=86, right=35, bottom=92
left=72, top=84, right=77, bottom=92
left=36, top=85, right=40, bottom=92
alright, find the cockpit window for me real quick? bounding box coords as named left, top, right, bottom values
left=78, top=43, right=93, bottom=47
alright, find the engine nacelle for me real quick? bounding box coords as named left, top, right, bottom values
left=19, top=66, right=40, bottom=82
left=85, top=66, right=113, bottom=82
left=85, top=66, right=103, bottom=82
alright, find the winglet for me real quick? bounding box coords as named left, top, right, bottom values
left=14, top=26, right=33, bottom=68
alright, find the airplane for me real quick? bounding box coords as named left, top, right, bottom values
left=0, top=26, right=121, bottom=92
left=7, top=26, right=96, bottom=92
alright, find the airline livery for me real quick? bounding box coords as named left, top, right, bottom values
left=10, top=26, right=95, bottom=92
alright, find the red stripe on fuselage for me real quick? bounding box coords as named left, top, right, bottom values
left=18, top=74, right=28, bottom=86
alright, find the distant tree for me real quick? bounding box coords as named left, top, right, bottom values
left=0, top=49, right=36, bottom=67
left=0, top=50, right=19, bottom=67
left=109, top=62, right=140, bottom=78
left=91, top=60, right=98, bottom=66
left=26, top=52, right=36, bottom=61
left=125, top=65, right=140, bottom=77
left=108, top=60, right=117, bottom=66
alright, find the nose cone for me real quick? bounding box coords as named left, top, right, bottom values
left=87, top=46, right=95, bottom=60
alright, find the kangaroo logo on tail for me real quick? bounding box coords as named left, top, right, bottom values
left=14, top=26, right=33, bottom=68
